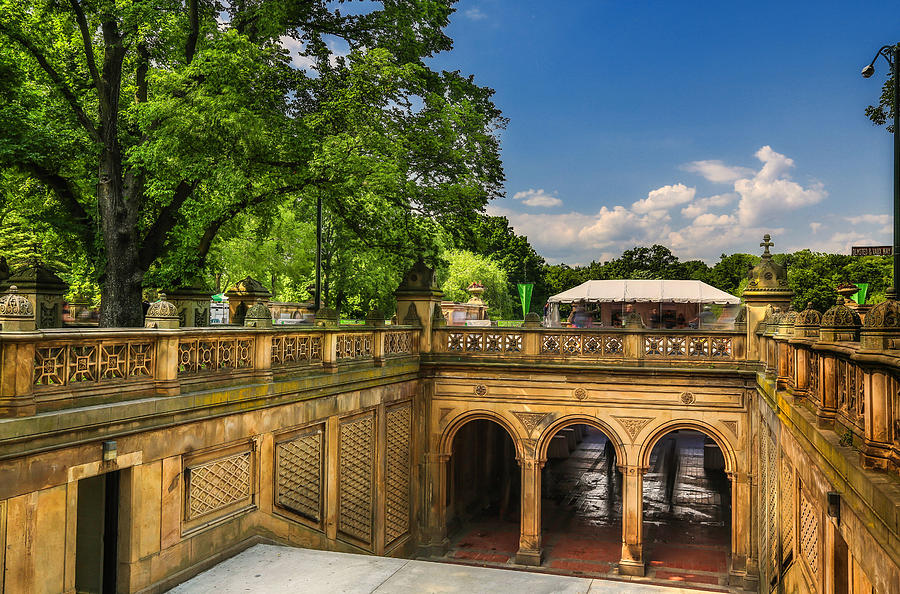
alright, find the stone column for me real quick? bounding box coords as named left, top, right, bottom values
left=818, top=355, right=837, bottom=427
left=729, top=471, right=755, bottom=588
left=516, top=457, right=544, bottom=566
left=420, top=452, right=449, bottom=556
left=862, top=371, right=892, bottom=469
left=742, top=234, right=793, bottom=363
left=619, top=464, right=645, bottom=576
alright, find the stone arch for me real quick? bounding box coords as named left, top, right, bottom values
left=637, top=419, right=738, bottom=474
left=536, top=414, right=628, bottom=465
left=439, top=409, right=525, bottom=460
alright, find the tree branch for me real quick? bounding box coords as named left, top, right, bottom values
left=67, top=0, right=101, bottom=92
left=0, top=24, right=100, bottom=143
left=195, top=184, right=309, bottom=262
left=137, top=180, right=200, bottom=269
left=20, top=163, right=95, bottom=249
left=185, top=0, right=199, bottom=64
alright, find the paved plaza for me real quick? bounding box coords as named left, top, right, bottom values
left=170, top=544, right=705, bottom=593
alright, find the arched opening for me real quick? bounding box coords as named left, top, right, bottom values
left=540, top=423, right=622, bottom=575
left=642, top=428, right=732, bottom=586
left=445, top=419, right=521, bottom=564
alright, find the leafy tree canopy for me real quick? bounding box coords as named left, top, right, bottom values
left=437, top=249, right=512, bottom=319
left=0, top=0, right=505, bottom=326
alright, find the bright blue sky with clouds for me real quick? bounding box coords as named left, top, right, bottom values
left=424, top=0, right=900, bottom=264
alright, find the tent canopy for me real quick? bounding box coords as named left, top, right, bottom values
left=547, top=280, right=740, bottom=305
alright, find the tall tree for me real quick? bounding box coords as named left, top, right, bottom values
left=0, top=0, right=504, bottom=326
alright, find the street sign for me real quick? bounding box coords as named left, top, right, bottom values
left=851, top=246, right=892, bottom=256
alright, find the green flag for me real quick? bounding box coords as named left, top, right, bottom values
left=517, top=283, right=533, bottom=319
left=851, top=283, right=869, bottom=305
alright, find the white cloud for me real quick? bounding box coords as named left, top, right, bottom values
left=279, top=36, right=349, bottom=70
left=680, top=193, right=737, bottom=218
left=495, top=146, right=834, bottom=264
left=512, top=188, right=563, bottom=208
left=630, top=183, right=695, bottom=214
left=734, top=146, right=825, bottom=226
left=682, top=160, right=754, bottom=183
left=847, top=213, right=890, bottom=225
left=464, top=7, right=487, bottom=20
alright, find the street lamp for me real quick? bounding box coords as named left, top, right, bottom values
left=862, top=43, right=900, bottom=298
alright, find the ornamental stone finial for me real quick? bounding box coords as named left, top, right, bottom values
left=760, top=234, right=774, bottom=256
left=144, top=292, right=179, bottom=329
left=244, top=298, right=273, bottom=328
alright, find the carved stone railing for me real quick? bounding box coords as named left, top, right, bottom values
left=431, top=327, right=744, bottom=364
left=0, top=325, right=419, bottom=417
left=762, top=330, right=900, bottom=475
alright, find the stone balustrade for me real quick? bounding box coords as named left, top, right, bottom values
left=0, top=325, right=419, bottom=417
left=431, top=327, right=745, bottom=366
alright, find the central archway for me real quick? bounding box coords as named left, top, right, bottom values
left=537, top=418, right=624, bottom=576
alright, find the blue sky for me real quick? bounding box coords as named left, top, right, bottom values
left=425, top=0, right=900, bottom=264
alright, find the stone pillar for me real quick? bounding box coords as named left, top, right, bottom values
left=516, top=458, right=544, bottom=566
left=862, top=371, right=892, bottom=469
left=394, top=260, right=443, bottom=354
left=742, top=234, right=793, bottom=363
left=166, top=284, right=213, bottom=327
left=0, top=265, right=67, bottom=328
left=729, top=471, right=755, bottom=588
left=619, top=464, right=645, bottom=576
left=818, top=356, right=837, bottom=426
left=224, top=276, right=271, bottom=326
left=421, top=452, right=449, bottom=556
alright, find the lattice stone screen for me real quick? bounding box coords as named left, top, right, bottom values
left=276, top=429, right=323, bottom=522
left=766, top=430, right=778, bottom=577
left=186, top=451, right=252, bottom=520
left=781, top=459, right=794, bottom=562
left=799, top=484, right=820, bottom=582
left=339, top=413, right=374, bottom=543
left=385, top=404, right=412, bottom=545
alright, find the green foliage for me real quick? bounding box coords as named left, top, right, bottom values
left=0, top=0, right=505, bottom=325
left=466, top=215, right=548, bottom=314
left=437, top=249, right=512, bottom=319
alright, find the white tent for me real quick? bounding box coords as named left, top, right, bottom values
left=548, top=280, right=740, bottom=305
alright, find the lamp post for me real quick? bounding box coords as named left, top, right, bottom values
left=862, top=43, right=900, bottom=298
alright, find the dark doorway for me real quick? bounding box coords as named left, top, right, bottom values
left=833, top=525, right=849, bottom=594
left=643, top=429, right=731, bottom=587
left=541, top=425, right=622, bottom=574
left=445, top=419, right=520, bottom=563
left=75, top=470, right=120, bottom=594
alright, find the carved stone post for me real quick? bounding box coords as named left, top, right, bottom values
left=619, top=464, right=646, bottom=576
left=819, top=355, right=837, bottom=427
left=742, top=235, right=793, bottom=363
left=0, top=265, right=67, bottom=328
left=394, top=260, right=443, bottom=354
left=862, top=370, right=892, bottom=469
left=224, top=276, right=271, bottom=326
left=316, top=308, right=339, bottom=372
left=515, top=457, right=544, bottom=566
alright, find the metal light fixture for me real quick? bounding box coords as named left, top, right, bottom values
left=861, top=43, right=900, bottom=297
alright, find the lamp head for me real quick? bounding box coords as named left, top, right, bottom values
left=861, top=64, right=875, bottom=78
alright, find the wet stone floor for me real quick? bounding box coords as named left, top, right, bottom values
left=436, top=428, right=736, bottom=591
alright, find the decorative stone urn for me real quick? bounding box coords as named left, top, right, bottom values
left=0, top=286, right=36, bottom=332
left=243, top=299, right=273, bottom=328
left=860, top=298, right=900, bottom=350
left=144, top=293, right=180, bottom=329
left=820, top=297, right=861, bottom=342
left=794, top=303, right=821, bottom=339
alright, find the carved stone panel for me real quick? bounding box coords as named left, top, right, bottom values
left=385, top=404, right=412, bottom=545
left=186, top=451, right=252, bottom=520
left=339, top=412, right=374, bottom=544
left=612, top=416, right=652, bottom=441
left=276, top=428, right=323, bottom=523
left=511, top=411, right=550, bottom=435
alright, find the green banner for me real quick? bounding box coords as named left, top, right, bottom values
left=516, top=283, right=533, bottom=319
left=851, top=283, right=869, bottom=305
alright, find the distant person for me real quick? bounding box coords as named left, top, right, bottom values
left=699, top=305, right=716, bottom=328
left=676, top=313, right=686, bottom=329
left=649, top=307, right=660, bottom=328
